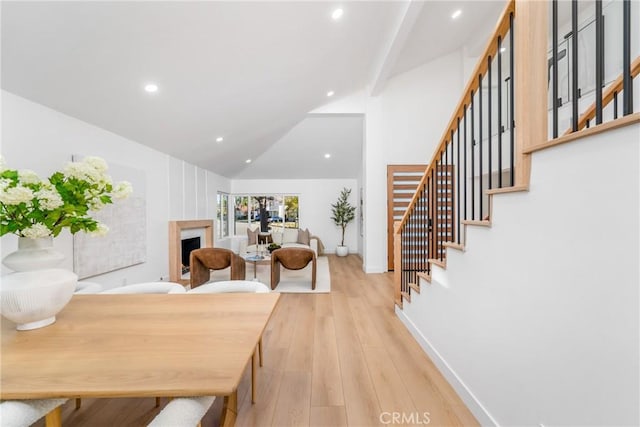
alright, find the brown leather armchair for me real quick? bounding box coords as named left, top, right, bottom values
left=270, top=247, right=316, bottom=290
left=189, top=248, right=246, bottom=289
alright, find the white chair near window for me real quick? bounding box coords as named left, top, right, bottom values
left=188, top=280, right=270, bottom=403
left=100, top=282, right=186, bottom=294
left=147, top=396, right=216, bottom=427
left=0, top=398, right=68, bottom=427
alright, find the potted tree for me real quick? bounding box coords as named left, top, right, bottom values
left=330, top=187, right=356, bottom=257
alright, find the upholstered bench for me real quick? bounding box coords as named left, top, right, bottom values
left=270, top=247, right=316, bottom=290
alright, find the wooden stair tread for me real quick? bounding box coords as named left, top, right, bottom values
left=461, top=219, right=492, bottom=227
left=443, top=242, right=465, bottom=251
left=408, top=282, right=420, bottom=294
left=416, top=272, right=431, bottom=283
left=486, top=185, right=529, bottom=195
left=428, top=258, right=446, bottom=269
left=400, top=291, right=411, bottom=303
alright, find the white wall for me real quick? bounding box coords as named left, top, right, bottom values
left=231, top=179, right=359, bottom=254
left=398, top=123, right=640, bottom=426
left=363, top=49, right=465, bottom=272
left=1, top=91, right=230, bottom=287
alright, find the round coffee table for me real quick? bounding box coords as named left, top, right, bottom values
left=243, top=253, right=271, bottom=280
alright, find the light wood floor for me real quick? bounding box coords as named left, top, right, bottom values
left=34, top=255, right=478, bottom=427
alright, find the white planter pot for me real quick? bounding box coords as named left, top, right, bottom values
left=336, top=246, right=349, bottom=257
left=1, top=237, right=76, bottom=330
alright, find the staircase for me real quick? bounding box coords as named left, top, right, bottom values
left=394, top=0, right=640, bottom=308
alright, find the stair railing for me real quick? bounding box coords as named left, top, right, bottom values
left=394, top=0, right=639, bottom=307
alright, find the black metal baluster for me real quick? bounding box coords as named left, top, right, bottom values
left=595, top=0, right=604, bottom=125
left=509, top=13, right=515, bottom=187
left=498, top=37, right=503, bottom=187
left=450, top=131, right=455, bottom=244
left=488, top=56, right=493, bottom=191
left=401, top=227, right=405, bottom=292
left=444, top=145, right=448, bottom=245
left=614, top=91, right=619, bottom=119
left=571, top=0, right=579, bottom=131
left=456, top=118, right=461, bottom=244
left=463, top=106, right=468, bottom=221
left=479, top=74, right=483, bottom=219
left=623, top=0, right=633, bottom=115
left=431, top=167, right=436, bottom=265
left=411, top=210, right=415, bottom=284
left=471, top=90, right=475, bottom=220
left=420, top=182, right=429, bottom=271
left=437, top=151, right=447, bottom=261
left=552, top=0, right=559, bottom=137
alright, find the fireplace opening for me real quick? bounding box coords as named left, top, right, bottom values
left=181, top=237, right=201, bottom=274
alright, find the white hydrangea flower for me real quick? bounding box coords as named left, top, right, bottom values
left=21, top=223, right=52, bottom=238
left=0, top=178, right=12, bottom=191
left=113, top=181, right=133, bottom=199
left=0, top=185, right=34, bottom=205
left=89, top=222, right=109, bottom=237
left=63, top=161, right=90, bottom=180
left=83, top=156, right=108, bottom=173
left=18, top=169, right=41, bottom=185
left=36, top=187, right=64, bottom=210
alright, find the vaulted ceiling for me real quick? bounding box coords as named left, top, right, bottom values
left=1, top=1, right=506, bottom=179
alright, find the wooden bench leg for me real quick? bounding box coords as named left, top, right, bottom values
left=251, top=351, right=257, bottom=404
left=258, top=337, right=263, bottom=367
left=75, top=398, right=81, bottom=410
left=45, top=406, right=62, bottom=427
left=220, top=390, right=237, bottom=427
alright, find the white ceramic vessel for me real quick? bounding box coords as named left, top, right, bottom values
left=1, top=268, right=77, bottom=330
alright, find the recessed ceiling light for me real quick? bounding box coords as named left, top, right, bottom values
left=324, top=153, right=331, bottom=159
left=245, top=159, right=252, bottom=164
left=332, top=8, right=344, bottom=20
left=144, top=83, right=158, bottom=93
left=500, top=47, right=506, bottom=53
left=451, top=9, right=462, bottom=19
left=216, top=136, right=224, bottom=142
left=327, top=90, right=335, bottom=97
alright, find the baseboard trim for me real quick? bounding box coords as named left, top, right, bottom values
left=395, top=307, right=498, bottom=427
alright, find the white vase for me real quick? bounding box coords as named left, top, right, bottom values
left=336, top=246, right=349, bottom=257
left=1, top=237, right=77, bottom=330
left=2, top=237, right=66, bottom=272
left=1, top=269, right=77, bottom=330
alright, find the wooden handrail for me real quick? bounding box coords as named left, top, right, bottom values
left=565, top=56, right=640, bottom=135
left=398, top=0, right=515, bottom=231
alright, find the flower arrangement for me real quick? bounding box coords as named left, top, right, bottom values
left=0, top=156, right=132, bottom=238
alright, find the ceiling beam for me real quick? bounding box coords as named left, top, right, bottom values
left=369, top=0, right=425, bottom=96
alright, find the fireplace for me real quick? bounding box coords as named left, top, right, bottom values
left=181, top=237, right=201, bottom=274
left=169, top=220, right=213, bottom=285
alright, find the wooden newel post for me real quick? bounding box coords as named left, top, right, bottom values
left=514, top=0, right=548, bottom=187
left=394, top=221, right=402, bottom=308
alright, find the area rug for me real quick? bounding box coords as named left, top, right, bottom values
left=209, top=256, right=330, bottom=293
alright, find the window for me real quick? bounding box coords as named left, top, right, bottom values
left=216, top=192, right=229, bottom=239
left=233, top=194, right=299, bottom=235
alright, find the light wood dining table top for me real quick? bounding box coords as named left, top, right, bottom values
left=1, top=293, right=280, bottom=401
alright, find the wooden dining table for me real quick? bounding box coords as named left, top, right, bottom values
left=1, top=292, right=280, bottom=426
